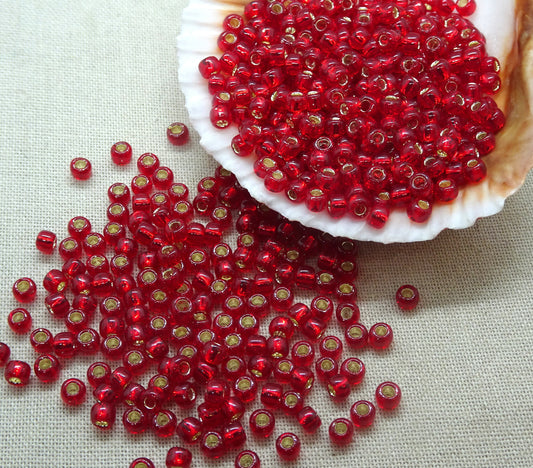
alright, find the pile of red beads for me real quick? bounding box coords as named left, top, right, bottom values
left=2, top=137, right=416, bottom=467
left=199, top=0, right=505, bottom=227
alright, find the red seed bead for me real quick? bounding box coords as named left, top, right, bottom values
left=291, top=340, right=315, bottom=367
left=327, top=374, right=351, bottom=402
left=287, top=303, right=311, bottom=327
left=111, top=141, right=132, bottom=165
left=123, top=382, right=145, bottom=407
left=83, top=232, right=106, bottom=255
left=329, top=418, right=354, bottom=445
left=224, top=396, right=245, bottom=423
left=273, top=359, right=294, bottom=384
left=223, top=421, right=247, bottom=449
left=123, top=407, right=149, bottom=435
left=290, top=366, right=315, bottom=395
left=456, top=0, right=476, bottom=16
left=101, top=335, right=124, bottom=360
left=235, top=450, right=260, bottom=468
left=166, top=447, right=192, bottom=468
left=130, top=458, right=154, bottom=468
left=76, top=328, right=100, bottom=354
left=53, top=331, right=77, bottom=359
left=153, top=167, right=174, bottom=190
left=87, top=362, right=111, bottom=388
left=177, top=417, right=203, bottom=443
left=4, top=360, right=31, bottom=386
left=376, top=381, right=402, bottom=410
left=136, top=153, right=160, bottom=176
left=368, top=322, right=394, bottom=350
left=36, top=230, right=57, bottom=254
left=7, top=308, right=32, bottom=334
left=319, top=335, right=343, bottom=360
left=60, top=378, right=86, bottom=406
left=43, top=269, right=68, bottom=294
left=233, top=375, right=257, bottom=403
left=152, top=410, right=178, bottom=438
left=260, top=382, right=283, bottom=408
left=268, top=316, right=295, bottom=339
left=336, top=303, right=360, bottom=327
left=173, top=382, right=197, bottom=409
left=249, top=408, right=275, bottom=438
left=12, top=277, right=37, bottom=303
left=350, top=400, right=376, bottom=428
left=281, top=390, right=304, bottom=416
left=58, top=237, right=82, bottom=260
left=29, top=328, right=53, bottom=354
left=315, top=356, right=339, bottom=382
left=0, top=343, right=10, bottom=367
left=201, top=431, right=226, bottom=459
left=248, top=355, right=272, bottom=380
left=91, top=401, right=116, bottom=429
left=33, top=354, right=61, bottom=383
left=276, top=433, right=300, bottom=461
left=340, top=357, right=365, bottom=385
left=297, top=406, right=322, bottom=433
left=62, top=258, right=86, bottom=280
left=205, top=378, right=230, bottom=405
left=396, top=284, right=420, bottom=310
left=345, top=323, right=368, bottom=349
left=70, top=157, right=92, bottom=180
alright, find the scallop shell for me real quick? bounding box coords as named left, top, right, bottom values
left=178, top=0, right=533, bottom=243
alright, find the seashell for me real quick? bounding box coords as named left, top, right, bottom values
left=177, top=0, right=533, bottom=243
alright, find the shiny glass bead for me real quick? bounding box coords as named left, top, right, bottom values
left=165, top=447, right=192, bottom=468
left=36, top=230, right=57, bottom=254
left=345, top=323, right=368, bottom=349
left=61, top=378, right=86, bottom=405
left=91, top=401, right=116, bottom=429
left=200, top=431, right=226, bottom=459
left=368, top=322, right=394, bottom=350
left=396, top=284, right=420, bottom=310
left=177, top=417, right=203, bottom=444
left=130, top=458, right=154, bottom=468
left=8, top=308, right=32, bottom=334
left=329, top=418, right=354, bottom=445
left=111, top=141, right=132, bottom=165
left=167, top=123, right=190, bottom=146
left=70, top=157, right=92, bottom=180
left=12, top=277, right=37, bottom=303
left=223, top=421, right=247, bottom=449
left=350, top=400, right=376, bottom=428
left=275, top=432, right=300, bottom=461
left=235, top=450, right=260, bottom=468
left=327, top=374, right=351, bottom=401
left=376, top=381, right=402, bottom=410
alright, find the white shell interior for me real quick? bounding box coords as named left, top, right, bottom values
left=178, top=0, right=517, bottom=243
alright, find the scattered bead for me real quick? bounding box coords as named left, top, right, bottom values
left=396, top=285, right=420, bottom=310
left=7, top=308, right=32, bottom=334
left=4, top=360, right=31, bottom=386
left=350, top=400, right=376, bottom=428
left=275, top=432, right=300, bottom=461
left=329, top=418, right=354, bottom=445
left=235, top=450, right=260, bottom=468
left=61, top=378, right=86, bottom=405
left=167, top=122, right=190, bottom=146
left=12, top=277, right=37, bottom=303
left=165, top=446, right=192, bottom=467
left=36, top=230, right=57, bottom=254
left=70, top=157, right=92, bottom=180
left=111, top=141, right=132, bottom=165
left=376, top=381, right=402, bottom=410
left=368, top=323, right=394, bottom=350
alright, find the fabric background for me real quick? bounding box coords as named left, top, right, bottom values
left=0, top=1, right=531, bottom=467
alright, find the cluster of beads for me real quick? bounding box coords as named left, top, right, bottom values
left=200, top=0, right=504, bottom=227
left=2, top=137, right=409, bottom=466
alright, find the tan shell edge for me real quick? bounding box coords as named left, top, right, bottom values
left=178, top=0, right=533, bottom=243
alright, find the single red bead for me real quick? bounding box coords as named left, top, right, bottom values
left=136, top=153, right=160, bottom=175
left=223, top=421, right=247, bottom=448
left=7, top=308, right=32, bottom=334
left=235, top=450, right=260, bottom=468
left=327, top=374, right=351, bottom=402
left=43, top=269, right=68, bottom=294
left=350, top=400, right=376, bottom=428
left=260, top=382, right=283, bottom=408
left=318, top=335, right=343, bottom=359
left=93, top=383, right=118, bottom=404
left=456, top=0, right=476, bottom=16
left=345, top=323, right=368, bottom=349
left=61, top=378, right=86, bottom=405
left=165, top=447, right=192, bottom=468
left=83, top=232, right=106, bottom=255
left=200, top=431, right=226, bottom=459
left=29, top=328, right=53, bottom=354
left=368, top=322, right=394, bottom=350
left=224, top=396, right=245, bottom=423
left=33, top=354, right=61, bottom=383
left=177, top=417, right=203, bottom=443
left=290, top=366, right=315, bottom=395
left=297, top=406, right=322, bottom=433
left=249, top=409, right=275, bottom=438
left=130, top=458, right=154, bottom=468
left=87, top=362, right=111, bottom=388
left=329, top=418, right=354, bottom=445
left=336, top=303, right=360, bottom=327
left=291, top=340, right=315, bottom=367
left=100, top=335, right=124, bottom=360
left=315, top=356, right=339, bottom=382
left=53, top=331, right=77, bottom=359
left=123, top=407, right=148, bottom=434
left=396, top=284, right=420, bottom=310
left=166, top=122, right=190, bottom=146
left=91, top=401, right=116, bottom=429
left=173, top=382, right=197, bottom=409
left=233, top=375, right=258, bottom=403
left=205, top=378, right=231, bottom=405
left=62, top=258, right=86, bottom=280
left=4, top=360, right=31, bottom=386
left=36, top=230, right=57, bottom=254
left=12, top=277, right=37, bottom=303
left=376, top=381, right=402, bottom=410
left=70, top=157, right=92, bottom=180
left=76, top=328, right=100, bottom=354
left=287, top=303, right=311, bottom=328
left=0, top=343, right=10, bottom=367
left=276, top=432, right=300, bottom=461
left=340, top=357, right=365, bottom=385
left=152, top=409, right=177, bottom=438
left=281, top=390, right=304, bottom=416
left=111, top=141, right=132, bottom=165
left=108, top=182, right=131, bottom=204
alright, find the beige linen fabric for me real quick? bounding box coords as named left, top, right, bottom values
left=0, top=1, right=531, bottom=467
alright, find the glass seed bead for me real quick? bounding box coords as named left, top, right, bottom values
left=368, top=322, right=394, bottom=350
left=250, top=408, right=275, bottom=438
left=177, top=417, right=203, bottom=443
left=223, top=421, right=247, bottom=449
left=319, top=335, right=343, bottom=360
left=36, top=230, right=56, bottom=254
left=336, top=303, right=360, bottom=327
left=315, top=356, right=339, bottom=382
left=301, top=316, right=327, bottom=341
left=12, top=277, right=37, bottom=303
left=61, top=378, right=86, bottom=405
left=4, top=360, right=31, bottom=386
left=235, top=450, right=260, bottom=468
left=0, top=343, right=10, bottom=367
left=273, top=359, right=294, bottom=384
left=200, top=431, right=226, bottom=459
left=291, top=341, right=315, bottom=367
left=70, top=157, right=92, bottom=180
left=290, top=366, right=315, bottom=395
left=260, top=382, right=283, bottom=408
left=173, top=382, right=197, bottom=409
left=345, top=323, right=368, bottom=349
left=8, top=308, right=32, bottom=334
left=327, top=374, right=351, bottom=401
left=91, top=401, right=116, bottom=429
left=167, top=122, right=190, bottom=146
left=329, top=418, right=354, bottom=445
left=152, top=410, right=177, bottom=438
left=130, top=458, right=154, bottom=468
left=376, top=381, right=402, bottom=410
left=350, top=400, right=376, bottom=428
left=33, top=354, right=60, bottom=383
left=276, top=432, right=301, bottom=461
left=111, top=141, right=132, bottom=165
left=87, top=362, right=111, bottom=388
left=165, top=447, right=192, bottom=468
left=396, top=284, right=420, bottom=310
left=281, top=390, right=304, bottom=416
left=456, top=0, right=476, bottom=16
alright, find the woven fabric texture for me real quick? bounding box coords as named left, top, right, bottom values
left=0, top=1, right=531, bottom=467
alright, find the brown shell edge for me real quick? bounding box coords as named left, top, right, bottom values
left=487, top=0, right=533, bottom=198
